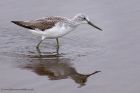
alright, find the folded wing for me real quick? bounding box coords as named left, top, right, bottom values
left=11, top=16, right=64, bottom=31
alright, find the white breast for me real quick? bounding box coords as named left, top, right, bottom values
left=28, top=23, right=74, bottom=39
left=43, top=23, right=73, bottom=39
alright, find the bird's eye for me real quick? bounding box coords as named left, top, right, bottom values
left=83, top=17, right=86, bottom=20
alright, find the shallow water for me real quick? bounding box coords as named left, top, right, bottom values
left=0, top=0, right=140, bottom=93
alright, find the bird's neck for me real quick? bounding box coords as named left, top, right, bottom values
left=68, top=19, right=81, bottom=28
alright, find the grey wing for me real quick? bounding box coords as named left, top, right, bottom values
left=31, top=16, right=65, bottom=31
left=30, top=20, right=57, bottom=31
left=11, top=16, right=64, bottom=31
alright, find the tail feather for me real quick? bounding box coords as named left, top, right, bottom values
left=11, top=21, right=33, bottom=29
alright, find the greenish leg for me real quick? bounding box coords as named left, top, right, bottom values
left=56, top=38, right=60, bottom=53
left=36, top=40, right=43, bottom=49
left=56, top=38, right=59, bottom=47
left=36, top=46, right=42, bottom=57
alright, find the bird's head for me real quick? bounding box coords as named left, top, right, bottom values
left=73, top=13, right=102, bottom=31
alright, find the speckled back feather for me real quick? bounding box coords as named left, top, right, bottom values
left=11, top=16, right=66, bottom=31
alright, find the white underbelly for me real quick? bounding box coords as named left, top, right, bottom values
left=45, top=25, right=72, bottom=38
left=29, top=24, right=73, bottom=39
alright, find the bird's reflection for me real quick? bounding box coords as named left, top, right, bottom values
left=21, top=48, right=100, bottom=87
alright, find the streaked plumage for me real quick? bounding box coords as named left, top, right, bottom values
left=12, top=17, right=66, bottom=31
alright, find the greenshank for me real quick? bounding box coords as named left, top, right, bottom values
left=11, top=13, right=102, bottom=51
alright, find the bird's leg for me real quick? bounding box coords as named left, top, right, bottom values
left=36, top=46, right=42, bottom=57
left=56, top=38, right=59, bottom=48
left=36, top=40, right=43, bottom=49
left=56, top=38, right=60, bottom=54
left=36, top=36, right=46, bottom=49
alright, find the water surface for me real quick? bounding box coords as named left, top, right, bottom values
left=0, top=0, right=140, bottom=93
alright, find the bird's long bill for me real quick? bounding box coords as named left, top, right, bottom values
left=86, top=71, right=101, bottom=77
left=88, top=21, right=103, bottom=31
